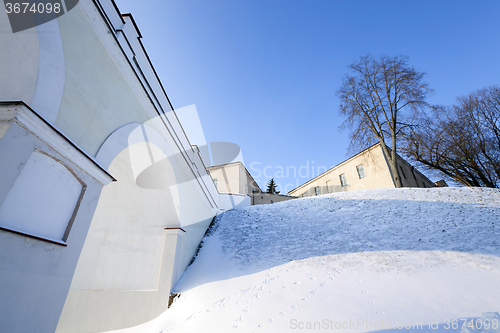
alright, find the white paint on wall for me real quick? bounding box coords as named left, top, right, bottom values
left=55, top=5, right=151, bottom=156
left=219, top=193, right=251, bottom=211
left=0, top=8, right=39, bottom=103
left=70, top=143, right=181, bottom=291
left=0, top=104, right=114, bottom=333
left=96, top=122, right=185, bottom=225
left=30, top=18, right=66, bottom=123
left=0, top=122, right=11, bottom=141
left=0, top=150, right=83, bottom=241
left=95, top=122, right=143, bottom=169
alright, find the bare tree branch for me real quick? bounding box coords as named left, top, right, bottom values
left=338, top=54, right=432, bottom=188
left=402, top=86, right=500, bottom=188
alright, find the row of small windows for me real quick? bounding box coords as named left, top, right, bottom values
left=339, top=164, right=366, bottom=187
left=311, top=164, right=366, bottom=196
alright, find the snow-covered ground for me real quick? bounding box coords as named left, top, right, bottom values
left=109, top=188, right=500, bottom=333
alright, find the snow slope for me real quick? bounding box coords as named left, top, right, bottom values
left=108, top=188, right=500, bottom=333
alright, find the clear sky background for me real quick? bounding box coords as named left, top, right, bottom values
left=114, top=0, right=500, bottom=193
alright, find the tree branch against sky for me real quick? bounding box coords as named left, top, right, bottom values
left=337, top=54, right=432, bottom=188
left=404, top=86, right=500, bottom=188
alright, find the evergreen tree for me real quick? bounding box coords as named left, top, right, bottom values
left=266, top=178, right=280, bottom=194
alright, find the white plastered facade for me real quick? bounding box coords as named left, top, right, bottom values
left=0, top=1, right=224, bottom=332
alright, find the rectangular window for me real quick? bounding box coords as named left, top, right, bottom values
left=314, top=186, right=320, bottom=196
left=339, top=173, right=347, bottom=187
left=356, top=164, right=366, bottom=179
left=213, top=178, right=218, bottom=188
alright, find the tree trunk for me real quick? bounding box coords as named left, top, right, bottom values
left=389, top=153, right=403, bottom=188
left=381, top=140, right=403, bottom=188
left=391, top=135, right=403, bottom=188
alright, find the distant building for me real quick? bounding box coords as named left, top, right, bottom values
left=288, top=143, right=435, bottom=197
left=207, top=161, right=296, bottom=205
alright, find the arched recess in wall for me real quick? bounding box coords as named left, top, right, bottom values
left=95, top=122, right=183, bottom=226
left=70, top=123, right=183, bottom=291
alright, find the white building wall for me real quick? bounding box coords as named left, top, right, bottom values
left=53, top=2, right=220, bottom=331
left=0, top=9, right=39, bottom=104
left=0, top=105, right=114, bottom=333
left=0, top=1, right=221, bottom=332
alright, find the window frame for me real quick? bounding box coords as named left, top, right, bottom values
left=326, top=180, right=332, bottom=193
left=339, top=173, right=347, bottom=187
left=356, top=164, right=366, bottom=179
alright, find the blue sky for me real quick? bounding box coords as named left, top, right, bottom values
left=115, top=0, right=500, bottom=192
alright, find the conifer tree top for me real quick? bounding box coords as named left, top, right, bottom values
left=266, top=178, right=280, bottom=194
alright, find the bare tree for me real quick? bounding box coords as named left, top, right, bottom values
left=338, top=54, right=432, bottom=187
left=404, top=86, right=500, bottom=188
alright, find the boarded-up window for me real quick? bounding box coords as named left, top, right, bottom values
left=0, top=151, right=84, bottom=243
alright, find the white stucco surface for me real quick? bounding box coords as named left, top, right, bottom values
left=30, top=19, right=66, bottom=123
left=0, top=150, right=83, bottom=241
left=1, top=1, right=222, bottom=332
left=0, top=105, right=111, bottom=333
left=71, top=144, right=180, bottom=291
left=55, top=5, right=150, bottom=156
left=219, top=193, right=251, bottom=211
left=0, top=9, right=39, bottom=103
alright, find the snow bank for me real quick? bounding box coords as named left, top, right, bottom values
left=107, top=188, right=500, bottom=333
